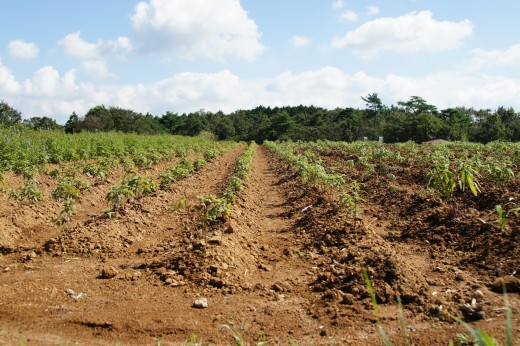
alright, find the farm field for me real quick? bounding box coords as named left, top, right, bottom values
left=0, top=131, right=519, bottom=345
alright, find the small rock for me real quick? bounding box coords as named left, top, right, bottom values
left=165, top=277, right=186, bottom=287
left=271, top=283, right=284, bottom=292
left=472, top=290, right=484, bottom=300
left=192, top=298, right=208, bottom=309
left=208, top=237, right=222, bottom=245
left=258, top=264, right=271, bottom=271
left=64, top=289, right=85, bottom=300
left=100, top=266, right=118, bottom=279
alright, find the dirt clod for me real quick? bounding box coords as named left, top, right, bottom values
left=100, top=266, right=118, bottom=279
left=489, top=276, right=520, bottom=293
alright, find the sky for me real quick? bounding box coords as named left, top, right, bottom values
left=1, top=0, right=520, bottom=124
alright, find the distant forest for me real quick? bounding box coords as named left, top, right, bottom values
left=2, top=93, right=520, bottom=143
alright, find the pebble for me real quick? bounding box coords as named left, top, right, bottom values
left=192, top=298, right=208, bottom=309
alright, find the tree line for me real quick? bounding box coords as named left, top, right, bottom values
left=1, top=94, right=520, bottom=143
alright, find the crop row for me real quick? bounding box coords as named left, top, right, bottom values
left=0, top=128, right=236, bottom=178
left=198, top=142, right=256, bottom=222
left=291, top=140, right=517, bottom=191
left=265, top=140, right=364, bottom=219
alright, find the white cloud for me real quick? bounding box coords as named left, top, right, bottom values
left=0, top=58, right=22, bottom=93
left=262, top=67, right=520, bottom=111
left=341, top=10, right=358, bottom=22
left=471, top=43, right=520, bottom=68
left=332, top=11, right=473, bottom=58
left=58, top=31, right=132, bottom=61
left=290, top=36, right=311, bottom=48
left=111, top=70, right=248, bottom=113
left=263, top=67, right=383, bottom=107
left=80, top=60, right=116, bottom=79
left=131, top=0, right=264, bottom=62
left=366, top=6, right=380, bottom=16
left=8, top=40, right=39, bottom=60
left=332, top=0, right=344, bottom=10
left=2, top=60, right=520, bottom=124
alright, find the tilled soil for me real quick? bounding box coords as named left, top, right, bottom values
left=1, top=145, right=519, bottom=345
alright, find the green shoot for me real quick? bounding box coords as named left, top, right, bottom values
left=361, top=264, right=392, bottom=346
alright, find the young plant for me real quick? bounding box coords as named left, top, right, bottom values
left=197, top=194, right=233, bottom=221
left=52, top=176, right=90, bottom=225
left=429, top=163, right=456, bottom=200
left=9, top=178, right=44, bottom=203
left=106, top=174, right=158, bottom=213
left=495, top=204, right=520, bottom=231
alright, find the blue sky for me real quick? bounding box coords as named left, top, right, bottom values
left=1, top=0, right=520, bottom=124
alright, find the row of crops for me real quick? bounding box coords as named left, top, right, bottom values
left=265, top=139, right=520, bottom=228
left=0, top=128, right=240, bottom=226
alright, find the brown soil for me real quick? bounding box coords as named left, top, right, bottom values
left=1, top=145, right=519, bottom=345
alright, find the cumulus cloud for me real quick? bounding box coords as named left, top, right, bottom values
left=0, top=58, right=22, bottom=93
left=264, top=67, right=383, bottom=107
left=58, top=31, right=132, bottom=61
left=2, top=59, right=520, bottom=124
left=471, top=43, right=520, bottom=68
left=366, top=6, right=380, bottom=16
left=80, top=60, right=116, bottom=79
left=8, top=40, right=39, bottom=60
left=262, top=67, right=520, bottom=110
left=290, top=36, right=311, bottom=48
left=117, top=70, right=249, bottom=113
left=332, top=11, right=473, bottom=58
left=332, top=0, right=344, bottom=10
left=131, top=0, right=264, bottom=62
left=340, top=10, right=358, bottom=22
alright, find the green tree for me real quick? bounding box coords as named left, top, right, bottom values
left=64, top=112, right=80, bottom=133
left=361, top=92, right=384, bottom=131
left=397, top=96, right=440, bottom=142
left=471, top=108, right=507, bottom=143
left=0, top=101, right=22, bottom=127
left=82, top=105, right=112, bottom=131
left=23, top=116, right=61, bottom=130
left=438, top=108, right=472, bottom=141
left=397, top=96, right=437, bottom=116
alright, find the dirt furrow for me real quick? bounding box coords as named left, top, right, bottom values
left=45, top=146, right=245, bottom=258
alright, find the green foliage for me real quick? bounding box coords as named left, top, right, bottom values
left=158, top=158, right=196, bottom=189
left=9, top=178, right=43, bottom=203
left=496, top=204, right=520, bottom=230
left=106, top=174, right=159, bottom=212
left=23, top=116, right=61, bottom=130
left=429, top=163, right=457, bottom=200
left=198, top=194, right=233, bottom=221
left=52, top=176, right=90, bottom=225
left=197, top=142, right=255, bottom=222
left=265, top=140, right=364, bottom=216
left=193, top=157, right=208, bottom=171
left=0, top=101, right=22, bottom=127
left=83, top=163, right=108, bottom=182
left=429, top=159, right=481, bottom=200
